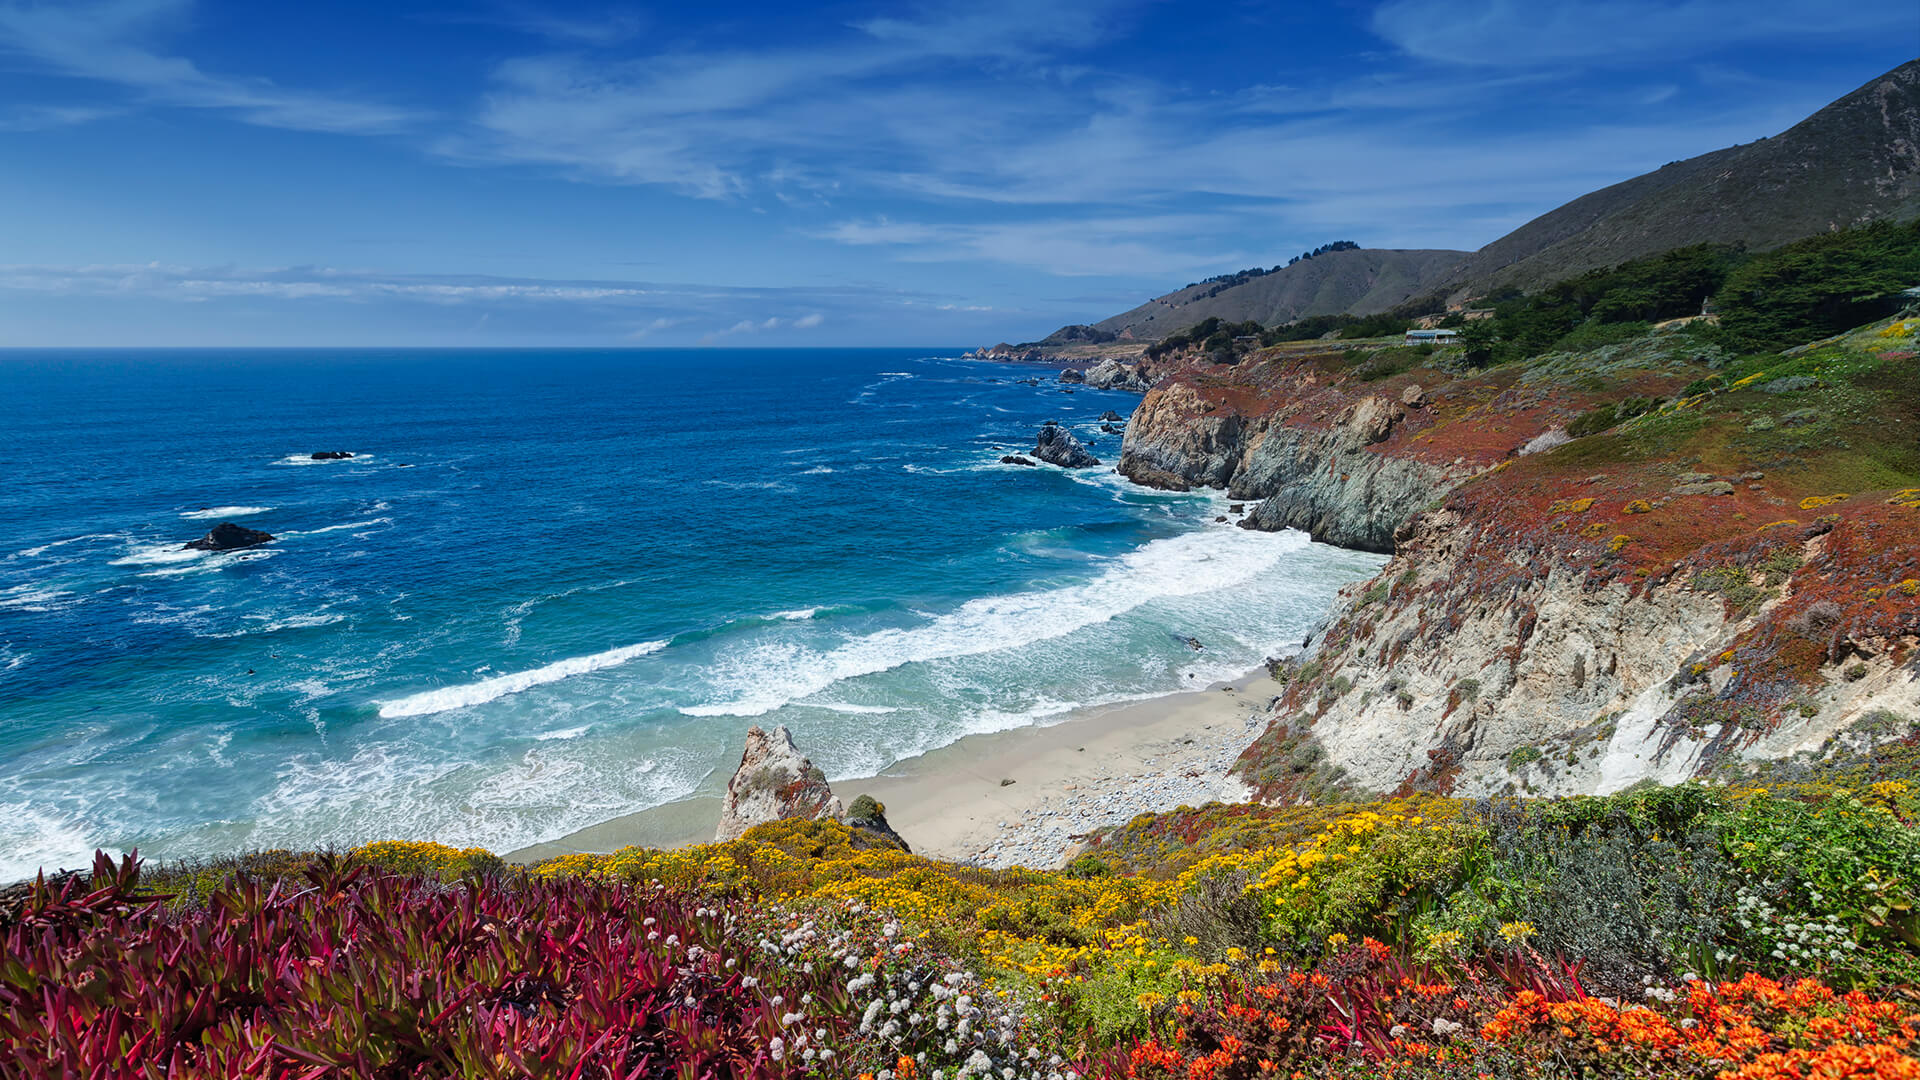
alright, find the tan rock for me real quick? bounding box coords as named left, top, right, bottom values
left=715, top=725, right=843, bottom=841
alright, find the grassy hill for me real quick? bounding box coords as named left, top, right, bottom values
left=1431, top=59, right=1920, bottom=303
left=1086, top=248, right=1468, bottom=343
left=1048, top=60, right=1920, bottom=350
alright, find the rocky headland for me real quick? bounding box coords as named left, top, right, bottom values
left=1115, top=317, right=1920, bottom=803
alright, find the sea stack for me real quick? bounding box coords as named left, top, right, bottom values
left=1032, top=422, right=1101, bottom=468
left=183, top=522, right=275, bottom=552
left=714, top=725, right=844, bottom=841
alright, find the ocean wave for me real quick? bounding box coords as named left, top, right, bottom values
left=0, top=802, right=98, bottom=884
left=138, top=550, right=277, bottom=578
left=678, top=527, right=1312, bottom=718
left=283, top=517, right=393, bottom=537
left=14, top=532, right=130, bottom=559
left=800, top=466, right=835, bottom=475
left=375, top=639, right=670, bottom=718
left=110, top=543, right=206, bottom=567
left=533, top=724, right=593, bottom=741
left=0, top=585, right=79, bottom=613
left=180, top=506, right=274, bottom=520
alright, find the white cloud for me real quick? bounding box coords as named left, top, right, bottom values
left=0, top=0, right=424, bottom=134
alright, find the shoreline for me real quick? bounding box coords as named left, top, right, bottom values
left=507, top=665, right=1282, bottom=869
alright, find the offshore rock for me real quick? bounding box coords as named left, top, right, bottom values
left=1058, top=368, right=1086, bottom=384
left=310, top=451, right=355, bottom=460
left=1033, top=422, right=1101, bottom=468
left=1000, top=455, right=1037, bottom=466
left=715, top=725, right=844, bottom=842
left=183, top=522, right=275, bottom=552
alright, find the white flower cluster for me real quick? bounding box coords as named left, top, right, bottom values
left=1722, top=887, right=1857, bottom=968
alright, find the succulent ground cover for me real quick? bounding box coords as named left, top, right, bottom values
left=7, top=774, right=1912, bottom=1078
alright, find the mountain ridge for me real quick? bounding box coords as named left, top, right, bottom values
left=1035, top=58, right=1920, bottom=347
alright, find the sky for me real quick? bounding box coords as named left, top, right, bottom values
left=0, top=1, right=1914, bottom=347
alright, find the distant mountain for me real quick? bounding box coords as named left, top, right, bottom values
left=1432, top=59, right=1920, bottom=303
left=1054, top=59, right=1920, bottom=345
left=1089, top=248, right=1468, bottom=342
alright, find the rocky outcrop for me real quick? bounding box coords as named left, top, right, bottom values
left=965, top=343, right=1045, bottom=362
left=1032, top=423, right=1101, bottom=469
left=1233, top=427, right=1466, bottom=553
left=1080, top=359, right=1155, bottom=392
left=715, top=726, right=843, bottom=841
left=1000, top=455, right=1037, bottom=466
left=1238, top=506, right=1920, bottom=802
left=184, top=522, right=275, bottom=552
left=1119, top=380, right=1465, bottom=552
left=1058, top=368, right=1086, bottom=384
left=310, top=451, right=355, bottom=460
left=1116, top=383, right=1246, bottom=490
left=844, top=794, right=910, bottom=852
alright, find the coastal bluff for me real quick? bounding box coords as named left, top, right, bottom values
left=1115, top=316, right=1920, bottom=802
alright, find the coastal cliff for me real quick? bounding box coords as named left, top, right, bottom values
left=1118, top=317, right=1920, bottom=800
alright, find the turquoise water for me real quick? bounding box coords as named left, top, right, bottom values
left=0, top=349, right=1383, bottom=878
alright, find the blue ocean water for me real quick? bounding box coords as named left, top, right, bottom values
left=0, top=349, right=1383, bottom=879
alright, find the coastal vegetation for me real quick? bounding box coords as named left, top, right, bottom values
left=7, top=771, right=1916, bottom=1077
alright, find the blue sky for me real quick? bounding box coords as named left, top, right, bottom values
left=0, top=1, right=1914, bottom=346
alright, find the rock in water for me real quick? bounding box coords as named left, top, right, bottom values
left=1099, top=410, right=1124, bottom=422
left=1058, top=368, right=1086, bottom=384
left=1032, top=422, right=1101, bottom=468
left=1000, top=455, right=1037, bottom=466
left=183, top=522, right=275, bottom=552
left=310, top=451, right=354, bottom=460
left=715, top=725, right=844, bottom=841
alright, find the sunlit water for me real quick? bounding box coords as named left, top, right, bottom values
left=0, top=348, right=1384, bottom=879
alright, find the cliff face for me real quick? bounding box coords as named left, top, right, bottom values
left=1119, top=321, right=1920, bottom=801
left=1116, top=344, right=1591, bottom=552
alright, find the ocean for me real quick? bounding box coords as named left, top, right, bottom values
left=0, top=348, right=1385, bottom=880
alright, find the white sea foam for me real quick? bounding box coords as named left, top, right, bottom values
left=15, top=532, right=128, bottom=558
left=0, top=585, right=78, bottom=612
left=274, top=452, right=370, bottom=466
left=534, top=724, right=593, bottom=741
left=772, top=607, right=821, bottom=621
left=376, top=639, right=669, bottom=718
left=111, top=544, right=207, bottom=567
left=180, top=506, right=274, bottom=520
left=286, top=517, right=392, bottom=537
left=801, top=466, right=835, bottom=474
left=0, top=803, right=101, bottom=884
left=803, top=702, right=900, bottom=715
left=138, top=550, right=276, bottom=578
left=679, top=528, right=1314, bottom=718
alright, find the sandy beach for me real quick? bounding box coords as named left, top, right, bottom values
left=509, top=668, right=1282, bottom=869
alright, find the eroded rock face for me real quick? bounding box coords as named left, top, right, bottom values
left=183, top=522, right=275, bottom=552
left=715, top=725, right=844, bottom=841
left=1081, top=359, right=1155, bottom=392
left=1237, top=508, right=1920, bottom=802
left=1336, top=395, right=1404, bottom=445
left=1033, top=422, right=1101, bottom=468
left=1116, top=383, right=1245, bottom=490
left=1234, top=427, right=1467, bottom=553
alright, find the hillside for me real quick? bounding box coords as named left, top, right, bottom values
left=1432, top=59, right=1920, bottom=302
left=1087, top=247, right=1468, bottom=342
left=1032, top=59, right=1919, bottom=351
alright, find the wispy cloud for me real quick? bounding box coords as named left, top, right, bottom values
left=0, top=103, right=123, bottom=131
left=0, top=0, right=424, bottom=134
left=1369, top=0, right=1920, bottom=67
